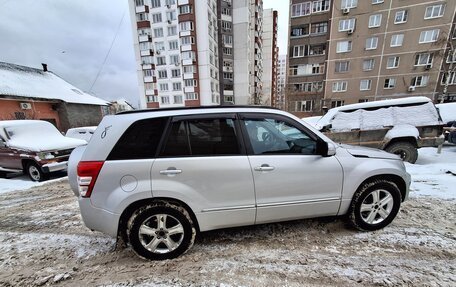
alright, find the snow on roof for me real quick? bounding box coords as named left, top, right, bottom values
left=0, top=62, right=108, bottom=106
left=436, top=102, right=456, bottom=123
left=315, top=97, right=434, bottom=129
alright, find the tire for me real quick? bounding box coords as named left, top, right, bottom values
left=127, top=201, right=196, bottom=260
left=385, top=141, right=418, bottom=164
left=348, top=180, right=402, bottom=231
left=26, top=162, right=48, bottom=182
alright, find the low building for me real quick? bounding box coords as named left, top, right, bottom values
left=0, top=62, right=108, bottom=132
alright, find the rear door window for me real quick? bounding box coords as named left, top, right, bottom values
left=160, top=117, right=241, bottom=157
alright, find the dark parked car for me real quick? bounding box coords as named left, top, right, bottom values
left=0, top=120, right=86, bottom=181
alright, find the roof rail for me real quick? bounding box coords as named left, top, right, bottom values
left=116, top=105, right=279, bottom=115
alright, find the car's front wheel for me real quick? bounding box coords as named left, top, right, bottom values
left=26, top=162, right=48, bottom=182
left=127, top=201, right=196, bottom=260
left=385, top=141, right=418, bottom=163
left=349, top=179, right=402, bottom=231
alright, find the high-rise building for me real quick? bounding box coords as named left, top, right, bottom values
left=262, top=9, right=279, bottom=106
left=436, top=13, right=456, bottom=103
left=287, top=0, right=456, bottom=117
left=276, top=54, right=287, bottom=110
left=129, top=0, right=267, bottom=109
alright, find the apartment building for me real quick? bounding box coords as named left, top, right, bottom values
left=436, top=13, right=456, bottom=103
left=287, top=0, right=456, bottom=117
left=287, top=0, right=332, bottom=117
left=275, top=54, right=288, bottom=110
left=262, top=9, right=279, bottom=106
left=129, top=0, right=220, bottom=109
left=218, top=0, right=235, bottom=104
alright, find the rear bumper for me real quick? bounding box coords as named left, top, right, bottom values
left=403, top=171, right=411, bottom=201
left=418, top=135, right=445, bottom=148
left=42, top=161, right=68, bottom=173
left=78, top=198, right=120, bottom=238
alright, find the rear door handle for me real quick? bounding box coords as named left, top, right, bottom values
left=160, top=168, right=182, bottom=175
left=254, top=164, right=275, bottom=172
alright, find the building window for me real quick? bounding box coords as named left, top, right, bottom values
left=291, top=2, right=311, bottom=17
left=338, top=18, right=355, bottom=32
left=223, top=72, right=233, bottom=80
left=341, top=0, right=357, bottom=9
left=336, top=40, right=352, bottom=53
left=415, top=53, right=433, bottom=66
left=222, top=8, right=231, bottom=16
left=182, top=51, right=195, bottom=60
left=311, top=22, right=328, bottom=34
left=312, top=0, right=330, bottom=13
left=441, top=72, right=456, bottom=85
left=294, top=100, right=314, bottom=112
left=139, top=42, right=151, bottom=50
left=173, top=95, right=183, bottom=104
left=332, top=81, right=348, bottom=92
left=152, top=13, right=162, bottom=23
left=165, top=0, right=176, bottom=5
left=384, top=78, right=396, bottom=89
left=171, top=69, right=180, bottom=78
left=335, top=61, right=350, bottom=73
left=359, top=99, right=369, bottom=103
left=151, top=0, right=161, bottom=8
left=180, top=21, right=193, bottom=31
left=155, top=42, right=164, bottom=51
left=157, top=70, right=167, bottom=78
left=144, top=69, right=154, bottom=77
left=179, top=5, right=192, bottom=14
left=172, top=82, right=182, bottom=91
left=222, top=21, right=232, bottom=31
left=309, top=44, right=326, bottom=55
left=294, top=82, right=323, bottom=92
left=411, top=75, right=429, bottom=87
left=136, top=13, right=148, bottom=21
left=331, top=100, right=344, bottom=108
left=223, top=47, right=232, bottom=55
left=168, top=40, right=178, bottom=50
left=289, top=64, right=324, bottom=76
left=390, top=34, right=404, bottom=47
left=386, top=56, right=400, bottom=69
left=154, top=28, right=164, bottom=38
left=181, top=36, right=194, bottom=45
left=360, top=79, right=372, bottom=91
left=185, top=92, right=198, bottom=100
left=156, top=56, right=166, bottom=66
left=419, top=29, right=439, bottom=43
left=368, top=14, right=382, bottom=28
left=141, top=56, right=153, bottom=64
left=291, top=25, right=310, bottom=37
left=365, top=37, right=378, bottom=50
left=183, top=65, right=195, bottom=74
left=160, top=96, right=170, bottom=104
left=424, top=4, right=445, bottom=19
left=372, top=0, right=383, bottom=4
left=159, top=83, right=169, bottom=91
left=135, top=0, right=144, bottom=6
left=169, top=55, right=180, bottom=64
left=223, top=35, right=233, bottom=45
left=167, top=26, right=177, bottom=36
left=293, top=46, right=305, bottom=57
left=166, top=11, right=177, bottom=21
left=363, top=59, right=375, bottom=71
left=394, top=10, right=408, bottom=24
left=447, top=50, right=456, bottom=63
left=184, top=79, right=197, bottom=87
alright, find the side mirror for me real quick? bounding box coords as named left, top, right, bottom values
left=320, top=124, right=332, bottom=132
left=316, top=139, right=336, bottom=157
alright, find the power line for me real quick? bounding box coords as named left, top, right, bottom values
left=89, top=7, right=126, bottom=92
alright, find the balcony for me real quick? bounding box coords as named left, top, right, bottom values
left=223, top=66, right=233, bottom=72
left=180, top=30, right=191, bottom=37
left=182, top=59, right=194, bottom=66
left=178, top=0, right=189, bottom=5
left=183, top=73, right=194, bottom=79
left=140, top=49, right=152, bottom=56
left=137, top=21, right=150, bottom=29
left=144, top=76, right=154, bottom=83
left=181, top=44, right=192, bottom=51
left=142, top=64, right=152, bottom=70
left=184, top=86, right=195, bottom=93
left=135, top=5, right=149, bottom=13
left=138, top=35, right=151, bottom=42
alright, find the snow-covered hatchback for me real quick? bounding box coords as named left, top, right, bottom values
left=0, top=120, right=86, bottom=181
left=69, top=106, right=411, bottom=260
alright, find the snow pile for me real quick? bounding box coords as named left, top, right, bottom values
left=0, top=175, right=67, bottom=194
left=436, top=102, right=456, bottom=123
left=331, top=102, right=440, bottom=132
left=0, top=62, right=108, bottom=106
left=385, top=124, right=419, bottom=140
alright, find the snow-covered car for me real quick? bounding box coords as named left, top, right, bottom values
left=0, top=120, right=87, bottom=181
left=436, top=102, right=456, bottom=144
left=65, top=126, right=97, bottom=142
left=307, top=97, right=445, bottom=163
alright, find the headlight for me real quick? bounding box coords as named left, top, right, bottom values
left=38, top=152, right=55, bottom=160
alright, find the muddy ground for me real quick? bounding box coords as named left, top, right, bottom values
left=0, top=179, right=455, bottom=287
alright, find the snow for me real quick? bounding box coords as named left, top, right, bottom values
left=0, top=62, right=108, bottom=106
left=0, top=175, right=67, bottom=194
left=314, top=96, right=435, bottom=129
left=385, top=124, right=419, bottom=140
left=0, top=120, right=87, bottom=151
left=436, top=102, right=456, bottom=123
left=330, top=102, right=440, bottom=132
left=65, top=126, right=97, bottom=142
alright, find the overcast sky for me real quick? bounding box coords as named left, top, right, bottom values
left=0, top=0, right=288, bottom=108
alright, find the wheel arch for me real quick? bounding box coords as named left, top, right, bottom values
left=356, top=174, right=407, bottom=203
left=382, top=136, right=417, bottom=149
left=117, top=197, right=200, bottom=244
left=21, top=158, right=38, bottom=171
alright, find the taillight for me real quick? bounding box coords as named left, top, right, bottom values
left=77, top=161, right=104, bottom=198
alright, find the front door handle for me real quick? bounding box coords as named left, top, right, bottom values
left=254, top=164, right=275, bottom=172
left=159, top=168, right=182, bottom=175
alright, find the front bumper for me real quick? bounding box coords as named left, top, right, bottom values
left=42, top=161, right=68, bottom=173
left=403, top=171, right=411, bottom=201
left=78, top=197, right=120, bottom=238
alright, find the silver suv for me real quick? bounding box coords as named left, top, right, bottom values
left=68, top=107, right=411, bottom=260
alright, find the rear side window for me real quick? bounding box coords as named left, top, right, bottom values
left=160, top=118, right=240, bottom=157
left=108, top=117, right=168, bottom=160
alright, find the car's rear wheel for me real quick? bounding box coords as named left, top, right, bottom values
left=349, top=180, right=402, bottom=231
left=26, top=162, right=48, bottom=182
left=127, top=202, right=196, bottom=260
left=385, top=141, right=418, bottom=163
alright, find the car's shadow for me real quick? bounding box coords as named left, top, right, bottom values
left=0, top=170, right=67, bottom=181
